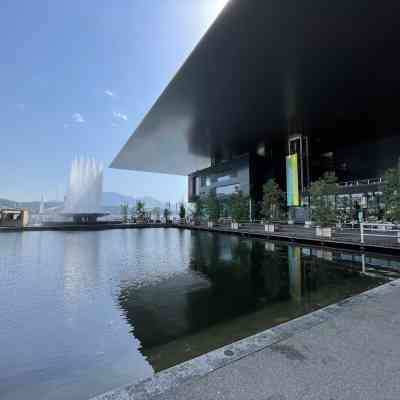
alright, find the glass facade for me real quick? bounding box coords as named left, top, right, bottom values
left=216, top=184, right=240, bottom=196
left=188, top=155, right=250, bottom=202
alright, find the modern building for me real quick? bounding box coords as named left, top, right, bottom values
left=111, top=0, right=400, bottom=219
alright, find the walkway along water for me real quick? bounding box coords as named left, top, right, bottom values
left=181, top=221, right=400, bottom=255
left=3, top=221, right=400, bottom=254
left=90, top=279, right=400, bottom=400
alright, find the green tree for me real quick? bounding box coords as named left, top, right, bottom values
left=136, top=201, right=145, bottom=219
left=193, top=196, right=206, bottom=222
left=179, top=203, right=186, bottom=219
left=309, top=172, right=338, bottom=227
left=229, top=191, right=249, bottom=222
left=260, top=178, right=283, bottom=221
left=163, top=207, right=171, bottom=222
left=120, top=203, right=129, bottom=223
left=205, top=192, right=220, bottom=222
left=383, top=168, right=400, bottom=222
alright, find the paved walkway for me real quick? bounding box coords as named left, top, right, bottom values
left=91, top=280, right=400, bottom=400
left=186, top=223, right=400, bottom=253
left=5, top=222, right=400, bottom=252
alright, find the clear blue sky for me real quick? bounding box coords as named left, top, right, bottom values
left=0, top=0, right=228, bottom=202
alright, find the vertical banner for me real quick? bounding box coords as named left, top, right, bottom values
left=286, top=154, right=300, bottom=206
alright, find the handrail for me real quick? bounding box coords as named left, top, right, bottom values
left=339, top=177, right=383, bottom=187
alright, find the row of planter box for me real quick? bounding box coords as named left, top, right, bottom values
left=265, top=224, right=333, bottom=237
left=205, top=221, right=334, bottom=238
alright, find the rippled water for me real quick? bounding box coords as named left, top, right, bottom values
left=0, top=229, right=397, bottom=400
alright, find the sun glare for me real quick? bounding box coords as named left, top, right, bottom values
left=214, top=0, right=230, bottom=16
left=204, top=0, right=230, bottom=25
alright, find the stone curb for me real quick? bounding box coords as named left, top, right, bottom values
left=89, top=279, right=400, bottom=400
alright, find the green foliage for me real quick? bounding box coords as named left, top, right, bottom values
left=193, top=196, right=206, bottom=221
left=179, top=203, right=186, bottom=219
left=120, top=203, right=129, bottom=222
left=219, top=197, right=231, bottom=218
left=383, top=168, right=400, bottom=222
left=260, top=178, right=283, bottom=221
left=309, top=172, right=338, bottom=227
left=229, top=191, right=249, bottom=222
left=163, top=207, right=171, bottom=221
left=205, top=193, right=220, bottom=222
left=136, top=201, right=145, bottom=218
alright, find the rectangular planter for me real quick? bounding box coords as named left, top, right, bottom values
left=316, top=227, right=332, bottom=238
left=264, top=224, right=276, bottom=233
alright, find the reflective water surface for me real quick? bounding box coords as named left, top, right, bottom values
left=0, top=229, right=397, bottom=400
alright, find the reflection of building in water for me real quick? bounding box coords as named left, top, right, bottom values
left=301, top=245, right=400, bottom=273
left=118, top=232, right=386, bottom=358
left=119, top=273, right=210, bottom=348
left=118, top=234, right=294, bottom=352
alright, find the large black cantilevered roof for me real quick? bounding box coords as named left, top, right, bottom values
left=111, top=0, right=400, bottom=176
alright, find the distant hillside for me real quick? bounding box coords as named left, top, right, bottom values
left=0, top=192, right=167, bottom=212
left=0, top=198, right=63, bottom=212
left=102, top=192, right=165, bottom=209
left=0, top=198, right=16, bottom=208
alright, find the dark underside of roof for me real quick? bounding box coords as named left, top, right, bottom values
left=111, top=0, right=400, bottom=175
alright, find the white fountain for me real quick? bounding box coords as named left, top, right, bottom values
left=62, top=157, right=107, bottom=223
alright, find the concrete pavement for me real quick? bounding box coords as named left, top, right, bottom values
left=90, top=279, right=400, bottom=400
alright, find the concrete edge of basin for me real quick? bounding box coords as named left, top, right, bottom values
left=88, top=279, right=400, bottom=400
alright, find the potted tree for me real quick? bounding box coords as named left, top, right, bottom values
left=163, top=207, right=171, bottom=224
left=304, top=206, right=312, bottom=228
left=120, top=203, right=129, bottom=223
left=193, top=196, right=206, bottom=225
left=179, top=203, right=186, bottom=224
left=205, top=192, right=220, bottom=228
left=309, top=172, right=338, bottom=238
left=382, top=167, right=400, bottom=242
left=229, top=191, right=249, bottom=229
left=260, top=178, right=283, bottom=233
left=136, top=201, right=146, bottom=223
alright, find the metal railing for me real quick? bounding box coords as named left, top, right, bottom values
left=360, top=222, right=400, bottom=244
left=339, top=177, right=383, bottom=187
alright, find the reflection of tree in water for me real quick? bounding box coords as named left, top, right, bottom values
left=185, top=234, right=291, bottom=333
left=118, top=233, right=280, bottom=350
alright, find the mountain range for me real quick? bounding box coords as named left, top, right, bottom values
left=0, top=192, right=168, bottom=212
